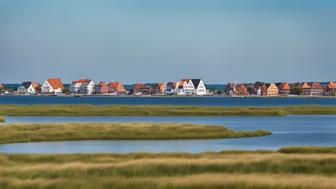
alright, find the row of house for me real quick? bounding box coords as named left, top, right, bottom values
left=6, top=78, right=208, bottom=96
left=225, top=81, right=336, bottom=97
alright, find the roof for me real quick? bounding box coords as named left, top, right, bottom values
left=179, top=79, right=190, bottom=87
left=72, top=79, right=91, bottom=84
left=20, top=81, right=32, bottom=89
left=47, top=78, right=64, bottom=90
left=191, top=79, right=201, bottom=89
left=328, top=81, right=336, bottom=89
left=302, top=82, right=311, bottom=89
left=279, top=82, right=290, bottom=90
left=0, top=83, right=4, bottom=89
left=109, top=82, right=126, bottom=92
left=311, top=82, right=322, bottom=89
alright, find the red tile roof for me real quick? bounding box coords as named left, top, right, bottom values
left=47, top=78, right=64, bottom=90
left=0, top=83, right=4, bottom=89
left=279, top=82, right=290, bottom=90
left=311, top=82, right=322, bottom=89
left=327, top=81, right=336, bottom=89
left=302, top=82, right=310, bottom=89
left=108, top=82, right=126, bottom=92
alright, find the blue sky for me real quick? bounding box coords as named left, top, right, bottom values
left=0, top=0, right=335, bottom=84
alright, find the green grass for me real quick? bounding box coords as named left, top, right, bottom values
left=0, top=105, right=336, bottom=116
left=0, top=122, right=271, bottom=144
left=1, top=148, right=336, bottom=189
left=0, top=116, right=4, bottom=122
left=278, top=146, right=336, bottom=154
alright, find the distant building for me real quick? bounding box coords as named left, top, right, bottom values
left=70, top=79, right=95, bottom=95
left=108, top=82, right=127, bottom=95
left=301, top=82, right=311, bottom=95
left=165, top=82, right=178, bottom=95
left=225, top=83, right=236, bottom=96
left=132, top=83, right=152, bottom=95
left=95, top=81, right=109, bottom=94
left=278, top=82, right=291, bottom=96
left=267, top=83, right=279, bottom=96
left=153, top=83, right=166, bottom=95
left=0, top=83, right=4, bottom=91
left=235, top=84, right=249, bottom=96
left=326, top=81, right=336, bottom=96
left=41, top=78, right=64, bottom=95
left=310, top=82, right=323, bottom=96
left=176, top=79, right=189, bottom=95
left=190, top=79, right=207, bottom=96
left=17, top=81, right=41, bottom=95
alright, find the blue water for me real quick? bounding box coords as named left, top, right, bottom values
left=0, top=96, right=336, bottom=106
left=1, top=115, right=335, bottom=153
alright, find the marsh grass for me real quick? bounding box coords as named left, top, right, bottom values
left=0, top=116, right=4, bottom=122
left=0, top=105, right=335, bottom=116
left=278, top=146, right=336, bottom=154
left=0, top=122, right=271, bottom=144
left=1, top=150, right=336, bottom=189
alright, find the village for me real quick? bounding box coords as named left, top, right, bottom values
left=0, top=78, right=335, bottom=97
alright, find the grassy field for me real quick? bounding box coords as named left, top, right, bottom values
left=0, top=105, right=336, bottom=116
left=0, top=116, right=4, bottom=122
left=1, top=147, right=336, bottom=189
left=0, top=122, right=270, bottom=144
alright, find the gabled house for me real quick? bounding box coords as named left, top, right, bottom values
left=132, top=83, right=152, bottom=95
left=191, top=79, right=207, bottom=96
left=310, top=82, right=323, bottom=96
left=0, top=83, right=4, bottom=91
left=225, top=83, right=236, bottom=96
left=301, top=82, right=311, bottom=95
left=260, top=84, right=268, bottom=96
left=108, top=82, right=127, bottom=95
left=235, top=84, right=249, bottom=96
left=70, top=79, right=95, bottom=95
left=176, top=79, right=189, bottom=95
left=278, top=82, right=291, bottom=96
left=17, top=82, right=32, bottom=94
left=153, top=83, right=166, bottom=95
left=326, top=81, right=336, bottom=96
left=95, top=81, right=109, bottom=95
left=267, top=83, right=279, bottom=96
left=41, top=78, right=64, bottom=95
left=165, top=82, right=178, bottom=95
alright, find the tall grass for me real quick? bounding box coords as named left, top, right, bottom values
left=0, top=105, right=335, bottom=116
left=1, top=150, right=336, bottom=189
left=0, top=122, right=271, bottom=144
left=278, top=146, right=336, bottom=154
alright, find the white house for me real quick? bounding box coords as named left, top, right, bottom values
left=70, top=79, right=95, bottom=95
left=176, top=79, right=189, bottom=95
left=175, top=79, right=207, bottom=96
left=191, top=79, right=207, bottom=96
left=41, top=78, right=64, bottom=95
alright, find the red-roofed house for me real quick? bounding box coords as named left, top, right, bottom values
left=301, top=82, right=311, bottom=95
left=153, top=83, right=166, bottom=95
left=326, top=81, right=336, bottom=96
left=310, top=82, right=323, bottom=96
left=235, top=84, right=249, bottom=96
left=108, top=82, right=127, bottom=95
left=132, top=83, right=152, bottom=95
left=41, top=78, right=64, bottom=95
left=95, top=81, right=109, bottom=94
left=278, top=82, right=291, bottom=96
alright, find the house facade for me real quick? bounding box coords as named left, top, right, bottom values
left=191, top=79, right=207, bottom=96
left=132, top=83, right=152, bottom=95
left=326, top=81, right=336, bottom=96
left=70, top=79, right=95, bottom=95
left=267, top=83, right=279, bottom=96
left=153, top=83, right=166, bottom=95
left=95, top=81, right=109, bottom=94
left=301, top=82, right=311, bottom=95
left=165, top=82, right=178, bottom=95
left=41, top=78, right=64, bottom=95
left=176, top=79, right=189, bottom=95
left=108, top=82, right=127, bottom=95
left=235, top=84, right=249, bottom=96
left=310, top=82, right=323, bottom=96
left=278, top=82, right=290, bottom=96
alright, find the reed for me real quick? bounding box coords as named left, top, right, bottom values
left=0, top=105, right=335, bottom=116
left=1, top=150, right=336, bottom=189
left=0, top=122, right=271, bottom=144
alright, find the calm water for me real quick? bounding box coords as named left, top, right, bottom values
left=1, top=115, right=336, bottom=153
left=0, top=96, right=336, bottom=106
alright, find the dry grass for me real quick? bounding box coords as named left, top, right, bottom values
left=0, top=105, right=336, bottom=116
left=0, top=116, right=4, bottom=122
left=1, top=151, right=336, bottom=189
left=0, top=122, right=271, bottom=144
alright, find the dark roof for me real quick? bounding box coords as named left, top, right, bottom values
left=20, top=81, right=32, bottom=89
left=191, top=79, right=201, bottom=89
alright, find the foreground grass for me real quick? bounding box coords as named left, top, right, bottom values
left=0, top=122, right=270, bottom=144
left=0, top=105, right=336, bottom=116
left=0, top=116, right=4, bottom=122
left=1, top=147, right=336, bottom=189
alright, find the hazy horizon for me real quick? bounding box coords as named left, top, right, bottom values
left=1, top=0, right=335, bottom=83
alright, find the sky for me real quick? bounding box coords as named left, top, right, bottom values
left=0, top=0, right=335, bottom=84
